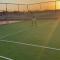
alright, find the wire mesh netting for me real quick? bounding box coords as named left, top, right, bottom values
left=0, top=1, right=59, bottom=20
left=0, top=1, right=57, bottom=12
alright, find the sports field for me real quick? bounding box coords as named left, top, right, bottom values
left=0, top=19, right=60, bottom=60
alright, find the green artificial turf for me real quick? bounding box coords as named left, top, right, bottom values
left=0, top=20, right=60, bottom=60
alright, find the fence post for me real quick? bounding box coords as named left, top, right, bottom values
left=27, top=4, right=29, bottom=12
left=6, top=3, right=8, bottom=23
left=55, top=1, right=57, bottom=18
left=6, top=3, right=7, bottom=12
left=18, top=4, right=19, bottom=12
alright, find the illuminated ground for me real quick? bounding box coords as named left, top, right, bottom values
left=0, top=20, right=60, bottom=60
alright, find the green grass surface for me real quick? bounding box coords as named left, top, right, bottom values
left=0, top=20, right=60, bottom=60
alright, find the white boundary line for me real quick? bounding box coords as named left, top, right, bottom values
left=0, top=56, right=13, bottom=60
left=0, top=40, right=60, bottom=51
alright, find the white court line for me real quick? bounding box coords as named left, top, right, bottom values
left=0, top=56, right=13, bottom=60
left=0, top=40, right=60, bottom=51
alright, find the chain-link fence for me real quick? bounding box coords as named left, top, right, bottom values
left=0, top=1, right=59, bottom=20
left=0, top=1, right=57, bottom=12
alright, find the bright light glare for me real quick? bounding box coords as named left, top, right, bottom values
left=56, top=1, right=60, bottom=9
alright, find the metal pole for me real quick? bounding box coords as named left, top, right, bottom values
left=6, top=3, right=7, bottom=13
left=18, top=4, right=19, bottom=16
left=6, top=3, right=9, bottom=23
left=6, top=3, right=7, bottom=20
left=40, top=3, right=41, bottom=11
left=18, top=4, right=19, bottom=12
left=55, top=1, right=56, bottom=11
left=55, top=1, right=56, bottom=18
left=17, top=0, right=19, bottom=16
left=27, top=4, right=29, bottom=12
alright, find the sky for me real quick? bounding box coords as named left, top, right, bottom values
left=0, top=0, right=55, bottom=4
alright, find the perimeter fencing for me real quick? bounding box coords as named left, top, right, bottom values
left=0, top=1, right=56, bottom=12
left=0, top=1, right=59, bottom=20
